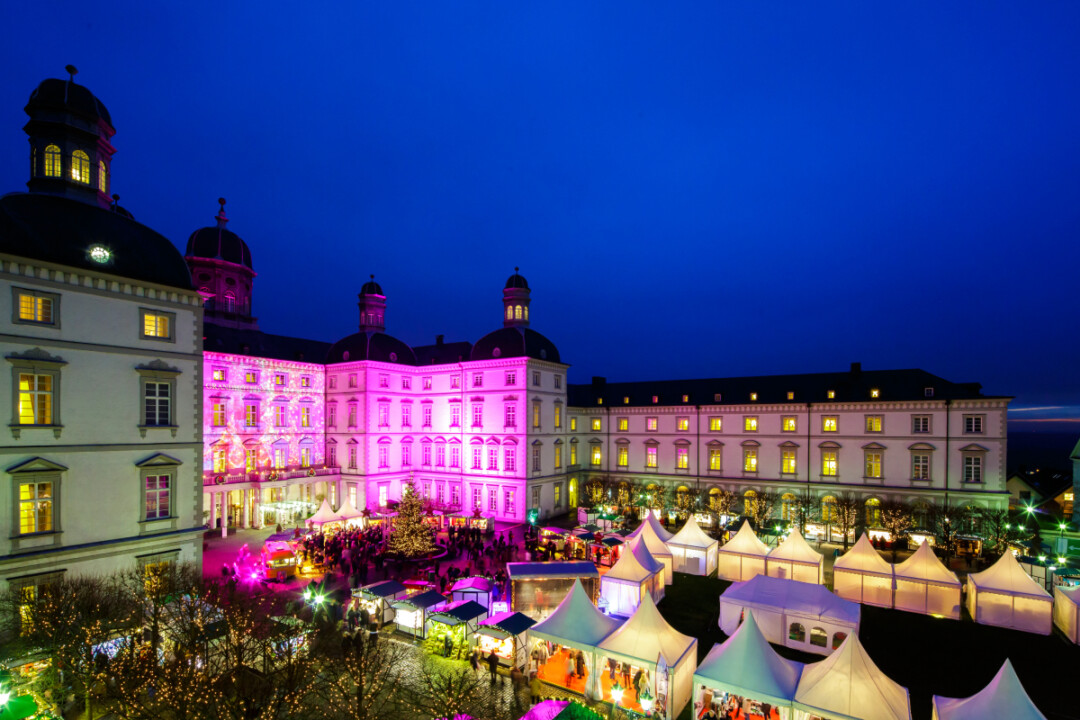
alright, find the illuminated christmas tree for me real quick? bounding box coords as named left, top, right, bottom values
left=387, top=481, right=436, bottom=558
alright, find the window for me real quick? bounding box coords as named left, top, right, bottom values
left=473, top=373, right=483, bottom=388
left=590, top=445, right=602, bottom=467
left=211, top=368, right=225, bottom=382
left=327, top=403, right=337, bottom=428
left=822, top=416, right=838, bottom=432
left=677, top=417, right=689, bottom=431
left=505, top=447, right=517, bottom=472
left=378, top=445, right=389, bottom=468
left=245, top=371, right=258, bottom=384
left=618, top=446, right=629, bottom=467
left=143, top=381, right=171, bottom=426
left=709, top=447, right=722, bottom=471
left=378, top=403, right=389, bottom=427
left=212, top=401, right=226, bottom=426
left=870, top=388, right=880, bottom=399
left=451, top=446, right=460, bottom=468
left=532, top=445, right=542, bottom=471
left=964, top=456, right=983, bottom=483
left=617, top=417, right=628, bottom=432
left=744, top=416, right=758, bottom=432
left=782, top=416, right=797, bottom=432
left=964, top=415, right=985, bottom=434
left=810, top=627, right=828, bottom=648
left=18, top=479, right=54, bottom=534
left=244, top=403, right=258, bottom=428
left=912, top=415, right=930, bottom=434
left=591, top=418, right=602, bottom=431
left=272, top=445, right=287, bottom=469
left=682, top=394, right=689, bottom=403
left=401, top=377, right=411, bottom=390
left=533, top=402, right=541, bottom=429
left=570, top=417, right=578, bottom=432
left=379, top=485, right=389, bottom=508
left=749, top=393, right=758, bottom=401
left=300, top=446, right=312, bottom=467
left=44, top=144, right=61, bottom=177
left=505, top=371, right=516, bottom=386
left=623, top=397, right=630, bottom=405
left=646, top=445, right=658, bottom=468
left=274, top=374, right=286, bottom=387
left=709, top=417, right=722, bottom=431
left=300, top=406, right=311, bottom=428
left=273, top=405, right=286, bottom=427
left=832, top=632, right=847, bottom=650
left=743, top=448, right=757, bottom=472
left=401, top=404, right=411, bottom=428
left=71, top=150, right=90, bottom=183
left=554, top=375, right=562, bottom=389
left=531, top=487, right=541, bottom=509
left=865, top=451, right=882, bottom=479
left=472, top=447, right=482, bottom=470
left=348, top=373, right=357, bottom=388
left=676, top=447, right=689, bottom=469
left=423, top=376, right=432, bottom=390
left=569, top=442, right=578, bottom=466
left=245, top=445, right=259, bottom=472
left=347, top=443, right=358, bottom=469
left=17, top=373, right=54, bottom=425
left=488, top=446, right=499, bottom=470
left=827, top=390, right=836, bottom=400
left=554, top=483, right=562, bottom=508
left=450, top=375, right=460, bottom=389
left=451, top=404, right=461, bottom=427
left=789, top=623, right=805, bottom=642
left=423, top=405, right=432, bottom=427
left=646, top=417, right=658, bottom=432
left=327, top=443, right=337, bottom=467
left=504, top=489, right=515, bottom=516
left=532, top=371, right=541, bottom=386
left=743, top=490, right=758, bottom=517
left=782, top=449, right=797, bottom=474
left=346, top=403, right=357, bottom=428
left=865, top=415, right=883, bottom=433
left=787, top=391, right=795, bottom=400
left=912, top=453, right=930, bottom=480
left=555, top=405, right=562, bottom=428
left=14, top=288, right=58, bottom=326
left=865, top=498, right=881, bottom=525
left=140, top=310, right=174, bottom=341
left=822, top=451, right=838, bottom=477
left=472, top=403, right=483, bottom=428
left=329, top=376, right=337, bottom=389
left=378, top=374, right=389, bottom=389
left=301, top=376, right=311, bottom=388
left=821, top=496, right=837, bottom=523
left=436, top=445, right=446, bottom=467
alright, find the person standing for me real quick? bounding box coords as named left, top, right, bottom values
left=488, top=650, right=501, bottom=683
left=530, top=673, right=543, bottom=705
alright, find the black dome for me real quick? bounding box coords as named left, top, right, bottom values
left=505, top=272, right=529, bottom=290
left=361, top=279, right=384, bottom=295
left=326, top=332, right=417, bottom=365
left=26, top=78, right=112, bottom=127
left=0, top=193, right=192, bottom=290
left=471, top=327, right=560, bottom=363
left=186, top=226, right=253, bottom=269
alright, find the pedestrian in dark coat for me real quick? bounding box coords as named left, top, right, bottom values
left=487, top=650, right=500, bottom=682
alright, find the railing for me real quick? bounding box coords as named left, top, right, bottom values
left=202, top=464, right=339, bottom=486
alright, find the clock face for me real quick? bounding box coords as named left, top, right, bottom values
left=89, top=244, right=111, bottom=263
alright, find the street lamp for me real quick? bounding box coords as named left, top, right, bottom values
left=639, top=685, right=655, bottom=715
left=611, top=681, right=624, bottom=706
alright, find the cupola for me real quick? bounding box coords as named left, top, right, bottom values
left=503, top=267, right=531, bottom=328
left=184, top=198, right=258, bottom=330
left=358, top=275, right=386, bottom=332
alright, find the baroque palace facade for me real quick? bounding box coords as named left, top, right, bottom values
left=0, top=72, right=1010, bottom=587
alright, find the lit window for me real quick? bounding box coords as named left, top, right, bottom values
left=652, top=395, right=659, bottom=404
left=912, top=415, right=930, bottom=433
left=827, top=390, right=836, bottom=399
left=821, top=451, right=838, bottom=477
left=212, top=402, right=226, bottom=426
left=553, top=445, right=561, bottom=470
left=18, top=481, right=53, bottom=533
left=273, top=405, right=286, bottom=427
left=870, top=388, right=880, bottom=398
left=301, top=406, right=311, bottom=428
left=300, top=447, right=312, bottom=468
left=618, top=446, right=629, bottom=467
left=533, top=403, right=541, bottom=429
left=743, top=449, right=757, bottom=472
left=865, top=415, right=883, bottom=433
left=822, top=416, right=838, bottom=432
left=782, top=416, right=797, bottom=432
left=274, top=374, right=286, bottom=386
left=750, top=393, right=758, bottom=401
left=676, top=447, right=689, bottom=469
left=212, top=369, right=225, bottom=381
left=964, top=415, right=985, bottom=434
left=515, top=305, right=523, bottom=320
left=865, top=451, right=882, bottom=478
left=591, top=418, right=602, bottom=431
left=17, top=374, right=53, bottom=425
left=709, top=417, right=722, bottom=431
left=623, top=396, right=629, bottom=404
left=15, top=289, right=56, bottom=325
left=786, top=391, right=795, bottom=400
left=647, top=417, right=658, bottom=431
left=141, top=311, right=173, bottom=340
left=646, top=446, right=658, bottom=468
left=143, top=381, right=171, bottom=426
left=617, top=417, right=628, bottom=432
left=554, top=484, right=562, bottom=507
left=71, top=150, right=90, bottom=183
left=570, top=417, right=577, bottom=431
left=912, top=453, right=930, bottom=480
left=591, top=446, right=602, bottom=466
left=709, top=448, right=722, bottom=471
left=143, top=474, right=172, bottom=521
left=246, top=447, right=258, bottom=472
left=569, top=442, right=577, bottom=465
left=301, top=376, right=311, bottom=388
left=244, top=403, right=258, bottom=427
left=245, top=371, right=257, bottom=383
left=555, top=405, right=562, bottom=428
left=744, top=416, right=758, bottom=432
left=677, top=417, right=689, bottom=431
left=44, top=144, right=61, bottom=177
left=782, top=450, right=797, bottom=474
left=212, top=446, right=227, bottom=473
left=98, top=161, right=108, bottom=192
left=682, top=394, right=689, bottom=403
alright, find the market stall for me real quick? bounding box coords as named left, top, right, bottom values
left=530, top=579, right=623, bottom=699
left=306, top=498, right=345, bottom=532
left=600, top=538, right=663, bottom=616
left=353, top=579, right=408, bottom=626
left=335, top=495, right=365, bottom=529
left=589, top=536, right=623, bottom=567
left=693, top=610, right=804, bottom=720
left=716, top=521, right=770, bottom=582
left=766, top=531, right=824, bottom=585
left=833, top=534, right=895, bottom=608
left=508, top=561, right=600, bottom=620
left=966, top=551, right=1053, bottom=634
left=627, top=535, right=667, bottom=590
left=1053, top=584, right=1080, bottom=643
left=477, top=610, right=537, bottom=669
left=892, top=541, right=962, bottom=619
left=632, top=511, right=675, bottom=542
left=390, top=588, right=447, bottom=638
left=597, top=594, right=698, bottom=720
left=627, top=514, right=674, bottom=584
left=793, top=633, right=911, bottom=720
left=931, top=659, right=1046, bottom=720
left=449, top=575, right=495, bottom=612
left=425, top=600, right=488, bottom=658
left=719, top=575, right=860, bottom=657
left=667, top=516, right=719, bottom=576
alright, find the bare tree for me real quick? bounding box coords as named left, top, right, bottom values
left=747, top=491, right=779, bottom=530
left=403, top=657, right=489, bottom=720
left=674, top=487, right=700, bottom=519
left=786, top=494, right=817, bottom=534
left=980, top=509, right=1032, bottom=556
left=584, top=477, right=606, bottom=508
left=707, top=488, right=736, bottom=524
left=831, top=494, right=861, bottom=550
left=879, top=501, right=913, bottom=560
left=305, top=630, right=411, bottom=720
left=928, top=502, right=973, bottom=561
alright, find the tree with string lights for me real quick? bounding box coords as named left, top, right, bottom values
left=387, top=481, right=437, bottom=559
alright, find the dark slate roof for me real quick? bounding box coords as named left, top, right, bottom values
left=414, top=340, right=473, bottom=365
left=0, top=193, right=193, bottom=290
left=484, top=611, right=536, bottom=636
left=360, top=278, right=383, bottom=295
left=203, top=324, right=331, bottom=363
left=186, top=226, right=253, bottom=269
left=471, top=326, right=561, bottom=363
left=505, top=271, right=529, bottom=289
left=568, top=366, right=1002, bottom=407
left=26, top=78, right=112, bottom=126
left=394, top=589, right=447, bottom=610
left=360, top=580, right=407, bottom=598
left=326, top=331, right=417, bottom=365
left=506, top=561, right=600, bottom=579
left=442, top=600, right=488, bottom=622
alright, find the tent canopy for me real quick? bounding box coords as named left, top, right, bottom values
left=627, top=536, right=665, bottom=575
left=307, top=498, right=343, bottom=526
left=631, top=511, right=674, bottom=542
left=694, top=610, right=803, bottom=707
left=894, top=541, right=960, bottom=587
left=968, top=552, right=1052, bottom=600
left=336, top=495, right=363, bottom=520
left=719, top=521, right=770, bottom=558
left=530, top=579, right=622, bottom=651
left=723, top=575, right=860, bottom=626
left=604, top=541, right=657, bottom=583
left=795, top=633, right=911, bottom=720
left=629, top=519, right=673, bottom=559
left=768, top=531, right=824, bottom=565
left=598, top=594, right=696, bottom=668
left=834, top=535, right=893, bottom=576
left=669, top=516, right=718, bottom=550
left=933, top=660, right=1045, bottom=720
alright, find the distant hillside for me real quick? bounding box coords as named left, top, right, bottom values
left=1008, top=428, right=1077, bottom=475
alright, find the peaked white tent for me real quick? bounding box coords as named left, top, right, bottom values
left=335, top=495, right=365, bottom=528
left=306, top=498, right=344, bottom=531
left=932, top=660, right=1046, bottom=720
left=600, top=538, right=663, bottom=616
left=793, top=633, right=911, bottom=720
left=716, top=521, right=770, bottom=582
left=892, top=541, right=961, bottom=619
left=598, top=594, right=697, bottom=720
left=628, top=515, right=674, bottom=584
left=966, top=551, right=1053, bottom=634
left=833, top=534, right=895, bottom=608
left=668, top=516, right=719, bottom=576
left=766, top=531, right=825, bottom=584
left=1052, top=584, right=1080, bottom=643
left=694, top=610, right=804, bottom=714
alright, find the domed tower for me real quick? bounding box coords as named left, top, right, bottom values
left=503, top=267, right=531, bottom=328
left=24, top=66, right=116, bottom=209
left=185, top=199, right=258, bottom=329
left=358, top=275, right=386, bottom=332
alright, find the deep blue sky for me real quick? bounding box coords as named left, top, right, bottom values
left=3, top=2, right=1079, bottom=416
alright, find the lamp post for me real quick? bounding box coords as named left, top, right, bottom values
left=610, top=681, right=624, bottom=720
left=639, top=685, right=655, bottom=717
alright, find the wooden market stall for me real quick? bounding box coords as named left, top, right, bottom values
left=476, top=610, right=537, bottom=669
left=390, top=589, right=447, bottom=638
left=353, top=579, right=408, bottom=626
left=508, top=561, right=600, bottom=620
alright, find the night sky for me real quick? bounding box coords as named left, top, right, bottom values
left=2, top=3, right=1079, bottom=419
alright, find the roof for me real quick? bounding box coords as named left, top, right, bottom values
left=451, top=576, right=494, bottom=593
left=626, top=536, right=665, bottom=575
left=794, top=633, right=911, bottom=720
left=569, top=366, right=1001, bottom=407
left=480, top=610, right=537, bottom=636
left=530, top=580, right=622, bottom=650
left=325, top=331, right=418, bottom=365
left=718, top=521, right=770, bottom=558
left=630, top=512, right=675, bottom=543
left=694, top=610, right=804, bottom=707
left=336, top=495, right=363, bottom=520
left=306, top=499, right=342, bottom=526
left=768, top=531, right=825, bottom=566
left=932, top=660, right=1046, bottom=720
left=471, top=326, right=561, bottom=363
left=26, top=77, right=113, bottom=126
left=0, top=193, right=193, bottom=290
left=968, top=551, right=1052, bottom=600
left=186, top=224, right=253, bottom=269
left=598, top=594, right=697, bottom=668
left=360, top=278, right=383, bottom=295
left=507, top=561, right=599, bottom=581
left=360, top=580, right=407, bottom=598
left=413, top=339, right=474, bottom=365
left=721, top=575, right=861, bottom=627
left=505, top=271, right=529, bottom=289
left=603, top=541, right=658, bottom=584
left=668, top=516, right=719, bottom=550
left=893, top=541, right=961, bottom=587
left=394, top=589, right=447, bottom=610
left=432, top=600, right=488, bottom=623
left=833, top=535, right=894, bottom=577
left=203, top=324, right=331, bottom=363
left=626, top=517, right=673, bottom=559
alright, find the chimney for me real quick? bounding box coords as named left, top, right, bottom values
left=850, top=362, right=862, bottom=374
left=436, top=334, right=444, bottom=346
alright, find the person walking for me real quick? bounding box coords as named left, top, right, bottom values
left=469, top=649, right=480, bottom=674
left=530, top=672, right=543, bottom=705
left=488, top=650, right=501, bottom=683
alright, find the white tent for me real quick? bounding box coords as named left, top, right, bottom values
left=716, top=521, right=770, bottom=582
left=892, top=541, right=961, bottom=619
left=306, top=498, right=344, bottom=531
left=600, top=538, right=663, bottom=616
left=833, top=534, right=895, bottom=608
left=766, top=531, right=825, bottom=585
left=668, top=516, right=719, bottom=576
left=631, top=510, right=674, bottom=542
left=598, top=594, right=698, bottom=720
left=719, top=575, right=860, bottom=657
left=694, top=610, right=803, bottom=713
left=932, top=659, right=1046, bottom=720
left=793, top=633, right=911, bottom=720
left=529, top=579, right=622, bottom=700
left=1052, top=584, right=1080, bottom=643
left=966, top=551, right=1053, bottom=634
left=628, top=515, right=674, bottom=584
left=335, top=495, right=365, bottom=528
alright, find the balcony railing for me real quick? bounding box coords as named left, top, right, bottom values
left=203, top=464, right=338, bottom=486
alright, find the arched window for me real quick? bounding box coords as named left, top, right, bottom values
left=524, top=306, right=529, bottom=321
left=832, top=631, right=847, bottom=649
left=810, top=627, right=828, bottom=647
left=744, top=489, right=758, bottom=518
left=71, top=150, right=90, bottom=183
left=44, top=145, right=62, bottom=177
left=223, top=292, right=236, bottom=312
left=98, top=161, right=108, bottom=192
left=865, top=497, right=882, bottom=526
left=911, top=500, right=930, bottom=529
left=514, top=305, right=522, bottom=320
left=821, top=495, right=837, bottom=524
left=781, top=492, right=797, bottom=522
left=505, top=306, right=513, bottom=320
left=788, top=622, right=805, bottom=642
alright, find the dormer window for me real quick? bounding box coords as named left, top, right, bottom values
left=682, top=395, right=689, bottom=403
left=71, top=150, right=90, bottom=184
left=44, top=144, right=61, bottom=177
left=749, top=393, right=758, bottom=402
left=924, top=387, right=935, bottom=398
left=827, top=390, right=836, bottom=399
left=870, top=388, right=880, bottom=398
left=787, top=391, right=795, bottom=400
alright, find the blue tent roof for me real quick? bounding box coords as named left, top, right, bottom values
left=361, top=580, right=407, bottom=598
left=507, top=561, right=599, bottom=580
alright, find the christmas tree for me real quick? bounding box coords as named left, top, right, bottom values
left=387, top=481, right=436, bottom=558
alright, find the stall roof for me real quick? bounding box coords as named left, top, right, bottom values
left=628, top=517, right=674, bottom=559
left=604, top=541, right=657, bottom=583
left=598, top=594, right=696, bottom=668
left=630, top=512, right=674, bottom=542
left=307, top=498, right=343, bottom=526
left=542, top=526, right=570, bottom=535
left=893, top=541, right=961, bottom=587
left=519, top=700, right=570, bottom=720
left=335, top=495, right=363, bottom=520
left=393, top=589, right=447, bottom=610
left=430, top=600, right=488, bottom=625
left=451, top=576, right=494, bottom=593
left=601, top=537, right=624, bottom=547
left=718, top=520, right=770, bottom=558
left=358, top=580, right=408, bottom=598
left=627, top=536, right=665, bottom=575
left=507, top=561, right=600, bottom=580
left=932, top=660, right=1046, bottom=720
left=767, top=531, right=824, bottom=565
left=968, top=551, right=1053, bottom=600
left=265, top=530, right=307, bottom=543
left=833, top=535, right=894, bottom=576
left=721, top=575, right=860, bottom=626
left=481, top=610, right=537, bottom=636
left=668, top=516, right=719, bottom=550
left=530, top=580, right=622, bottom=650
left=794, top=633, right=911, bottom=720
left=694, top=610, right=804, bottom=707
